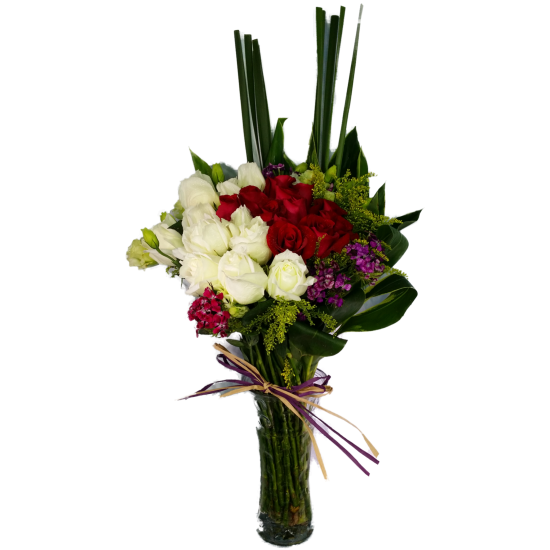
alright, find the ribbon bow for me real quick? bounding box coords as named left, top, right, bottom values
left=180, top=343, right=379, bottom=479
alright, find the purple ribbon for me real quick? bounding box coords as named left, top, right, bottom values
left=181, top=353, right=379, bottom=477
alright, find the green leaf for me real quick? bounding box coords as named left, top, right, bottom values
left=168, top=220, right=183, bottom=234
left=391, top=209, right=423, bottom=231
left=288, top=322, right=347, bottom=357
left=313, top=8, right=326, bottom=165
left=320, top=15, right=341, bottom=171
left=368, top=183, right=386, bottom=216
left=241, top=299, right=274, bottom=326
left=357, top=147, right=368, bottom=177
left=334, top=5, right=364, bottom=177
left=319, top=283, right=365, bottom=326
left=337, top=275, right=417, bottom=334
left=283, top=152, right=296, bottom=172
left=364, top=274, right=414, bottom=299
left=273, top=341, right=288, bottom=361
left=226, top=338, right=244, bottom=348
left=234, top=30, right=254, bottom=162
left=211, top=163, right=224, bottom=185
left=219, top=163, right=238, bottom=180
left=252, top=39, right=272, bottom=166
left=189, top=149, right=213, bottom=179
left=307, top=126, right=320, bottom=167
left=266, top=118, right=287, bottom=165
left=339, top=127, right=361, bottom=177
left=244, top=35, right=258, bottom=155
left=376, top=224, right=409, bottom=266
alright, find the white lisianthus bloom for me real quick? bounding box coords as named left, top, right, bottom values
left=217, top=178, right=240, bottom=196
left=230, top=205, right=253, bottom=228
left=171, top=200, right=184, bottom=219
left=145, top=222, right=183, bottom=266
left=230, top=217, right=271, bottom=265
left=161, top=212, right=177, bottom=226
left=178, top=252, right=221, bottom=296
left=178, top=171, right=220, bottom=209
left=218, top=250, right=268, bottom=305
left=237, top=162, right=265, bottom=191
left=181, top=217, right=236, bottom=256
left=124, top=238, right=158, bottom=271
left=181, top=203, right=216, bottom=229
left=267, top=250, right=316, bottom=301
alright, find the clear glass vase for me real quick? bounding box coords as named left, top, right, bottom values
left=254, top=391, right=315, bottom=546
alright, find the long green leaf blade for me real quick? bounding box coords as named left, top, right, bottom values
left=334, top=4, right=363, bottom=177
left=288, top=321, right=347, bottom=357
left=321, top=15, right=340, bottom=171
left=340, top=127, right=361, bottom=177
left=368, top=183, right=385, bottom=216
left=391, top=209, right=423, bottom=231
left=266, top=118, right=287, bottom=165
left=319, top=282, right=365, bottom=326
left=341, top=288, right=417, bottom=333
left=234, top=30, right=254, bottom=162
left=357, top=147, right=369, bottom=177
left=364, top=274, right=413, bottom=299
left=283, top=152, right=296, bottom=172
left=313, top=8, right=326, bottom=165
left=252, top=39, right=272, bottom=167
left=376, top=224, right=409, bottom=266
left=244, top=35, right=258, bottom=156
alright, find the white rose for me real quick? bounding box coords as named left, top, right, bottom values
left=145, top=222, right=183, bottom=266
left=181, top=203, right=216, bottom=229
left=218, top=250, right=268, bottom=305
left=217, top=178, right=240, bottom=196
left=230, top=205, right=253, bottom=228
left=237, top=162, right=265, bottom=191
left=267, top=250, right=316, bottom=301
left=230, top=217, right=272, bottom=265
left=178, top=253, right=221, bottom=296
left=178, top=171, right=220, bottom=209
left=181, top=217, right=236, bottom=256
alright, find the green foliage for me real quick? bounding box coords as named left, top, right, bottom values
left=242, top=299, right=336, bottom=353
left=376, top=225, right=409, bottom=267
left=287, top=321, right=347, bottom=357
left=337, top=275, right=418, bottom=334
left=310, top=164, right=327, bottom=199
left=189, top=149, right=213, bottom=179
left=334, top=172, right=402, bottom=237
left=391, top=209, right=423, bottom=231
left=266, top=118, right=287, bottom=165
left=383, top=266, right=409, bottom=279
left=281, top=358, right=294, bottom=389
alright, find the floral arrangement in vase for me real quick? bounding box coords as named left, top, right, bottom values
left=127, top=4, right=420, bottom=546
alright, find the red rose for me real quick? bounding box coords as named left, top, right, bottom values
left=318, top=210, right=354, bottom=233
left=266, top=219, right=317, bottom=260
left=239, top=186, right=269, bottom=217
left=281, top=196, right=309, bottom=225
left=259, top=199, right=282, bottom=225
left=300, top=208, right=355, bottom=258
left=264, top=175, right=296, bottom=199
left=309, top=198, right=348, bottom=217
left=317, top=232, right=352, bottom=258
left=216, top=194, right=241, bottom=221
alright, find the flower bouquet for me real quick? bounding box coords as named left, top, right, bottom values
left=127, top=4, right=420, bottom=546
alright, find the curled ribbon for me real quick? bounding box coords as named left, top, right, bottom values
left=179, top=344, right=379, bottom=479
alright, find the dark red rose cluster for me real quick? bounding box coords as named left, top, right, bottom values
left=216, top=175, right=356, bottom=260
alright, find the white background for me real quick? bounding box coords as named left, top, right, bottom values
left=1, top=1, right=549, bottom=548
left=426, top=0, right=550, bottom=550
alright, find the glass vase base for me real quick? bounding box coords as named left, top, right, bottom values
left=257, top=513, right=313, bottom=546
